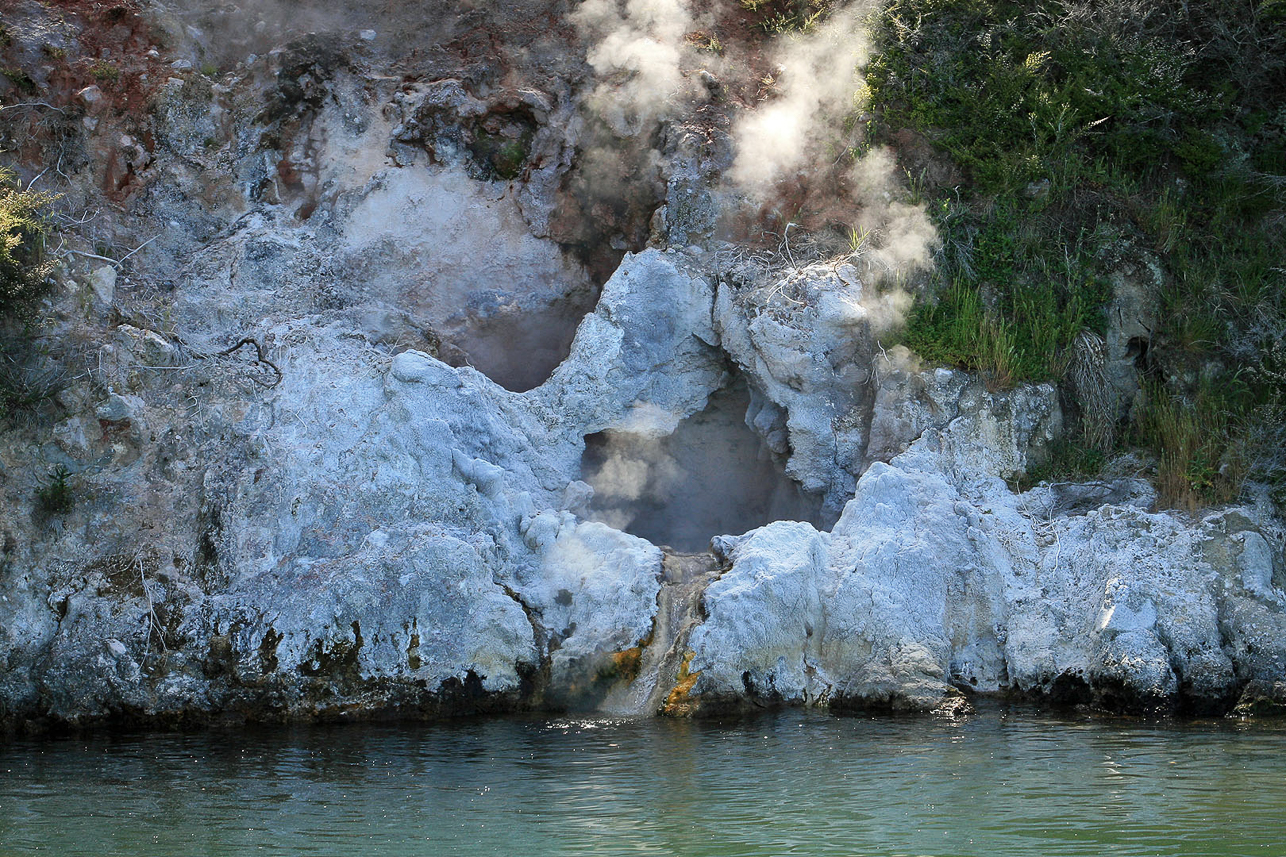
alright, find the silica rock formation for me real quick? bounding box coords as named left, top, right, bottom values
left=0, top=0, right=1282, bottom=730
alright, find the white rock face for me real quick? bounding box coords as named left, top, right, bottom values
left=6, top=234, right=1284, bottom=724
left=714, top=263, right=876, bottom=516
left=689, top=457, right=1014, bottom=711
left=2, top=245, right=729, bottom=724
left=683, top=408, right=1285, bottom=713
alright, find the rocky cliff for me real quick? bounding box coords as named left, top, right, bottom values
left=0, top=0, right=1283, bottom=732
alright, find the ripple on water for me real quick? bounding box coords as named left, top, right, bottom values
left=1, top=708, right=1285, bottom=856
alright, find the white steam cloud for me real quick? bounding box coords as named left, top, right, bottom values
left=579, top=402, right=682, bottom=529
left=580, top=387, right=824, bottom=552
left=846, top=147, right=939, bottom=282
left=572, top=0, right=702, bottom=136
left=570, top=0, right=940, bottom=332
left=728, top=8, right=871, bottom=191
left=820, top=266, right=914, bottom=336
left=725, top=4, right=939, bottom=325
left=584, top=431, right=683, bottom=530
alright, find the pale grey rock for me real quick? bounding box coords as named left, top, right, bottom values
left=7, top=220, right=1285, bottom=724
left=520, top=520, right=662, bottom=686
left=115, top=324, right=180, bottom=367
left=9, top=234, right=1285, bottom=723
left=689, top=460, right=1011, bottom=711
left=712, top=266, right=1062, bottom=521
left=89, top=265, right=116, bottom=306
left=1017, top=479, right=1156, bottom=518
left=866, top=350, right=964, bottom=464
left=52, top=417, right=91, bottom=457
left=657, top=122, right=732, bottom=247
left=1007, top=505, right=1235, bottom=708
left=1104, top=252, right=1162, bottom=414
left=887, top=380, right=1062, bottom=490
left=689, top=521, right=830, bottom=704
left=1235, top=531, right=1278, bottom=599
left=2, top=247, right=723, bottom=725
left=202, top=526, right=536, bottom=691
left=714, top=263, right=876, bottom=515
left=75, top=85, right=103, bottom=108
left=95, top=393, right=144, bottom=423
left=683, top=411, right=1283, bottom=714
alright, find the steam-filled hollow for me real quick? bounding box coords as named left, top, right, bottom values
left=579, top=381, right=825, bottom=552
left=340, top=166, right=601, bottom=393
left=435, top=287, right=597, bottom=393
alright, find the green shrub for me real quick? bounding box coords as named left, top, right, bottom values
left=87, top=59, right=120, bottom=84
left=899, top=196, right=1109, bottom=385
left=1134, top=379, right=1253, bottom=508
left=1018, top=438, right=1108, bottom=490
left=865, top=0, right=1277, bottom=194
left=491, top=140, right=526, bottom=180
left=1, top=68, right=36, bottom=93
left=1, top=169, right=57, bottom=321
left=739, top=0, right=835, bottom=33
left=868, top=0, right=1285, bottom=501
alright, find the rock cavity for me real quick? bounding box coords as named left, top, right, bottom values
left=340, top=167, right=597, bottom=392
left=580, top=380, right=825, bottom=552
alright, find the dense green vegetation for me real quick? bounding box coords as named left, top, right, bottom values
left=1, top=167, right=57, bottom=418
left=865, top=0, right=1286, bottom=507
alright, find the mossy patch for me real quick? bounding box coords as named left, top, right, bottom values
left=298, top=621, right=364, bottom=682
left=258, top=627, right=282, bottom=674
left=602, top=646, right=643, bottom=684
left=1, top=68, right=37, bottom=93
left=468, top=129, right=530, bottom=181
left=87, top=59, right=120, bottom=84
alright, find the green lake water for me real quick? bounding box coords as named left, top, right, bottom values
left=2, top=706, right=1283, bottom=856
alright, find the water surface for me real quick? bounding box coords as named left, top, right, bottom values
left=3, top=706, right=1283, bottom=856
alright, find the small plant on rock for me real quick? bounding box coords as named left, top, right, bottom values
left=36, top=465, right=75, bottom=515
left=1, top=68, right=36, bottom=93
left=87, top=59, right=120, bottom=84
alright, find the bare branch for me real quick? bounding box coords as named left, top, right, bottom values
left=0, top=101, right=66, bottom=113
left=216, top=337, right=283, bottom=387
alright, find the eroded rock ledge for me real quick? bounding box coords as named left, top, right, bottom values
left=3, top=247, right=1283, bottom=731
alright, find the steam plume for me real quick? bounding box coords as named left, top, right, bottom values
left=727, top=8, right=871, bottom=191
left=572, top=0, right=703, bottom=135
left=725, top=3, right=939, bottom=325
left=581, top=385, right=823, bottom=551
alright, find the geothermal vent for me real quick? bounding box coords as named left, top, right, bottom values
left=580, top=380, right=824, bottom=552
left=437, top=284, right=596, bottom=393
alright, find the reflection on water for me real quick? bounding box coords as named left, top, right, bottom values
left=2, top=706, right=1284, bottom=856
